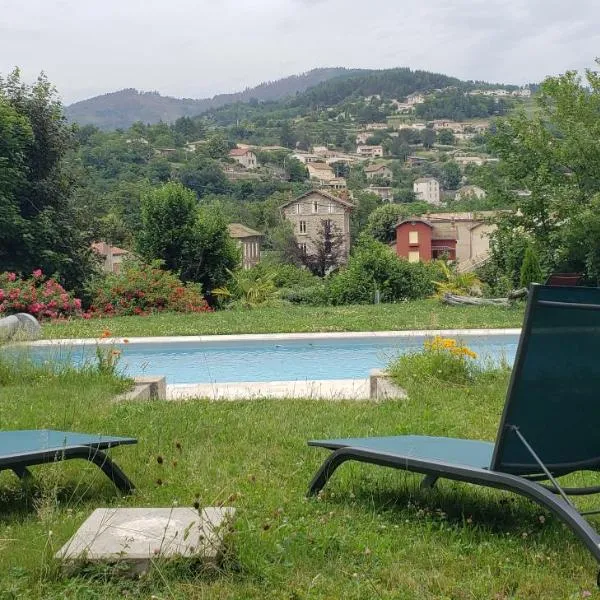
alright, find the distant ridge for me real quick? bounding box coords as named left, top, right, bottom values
left=65, top=68, right=361, bottom=130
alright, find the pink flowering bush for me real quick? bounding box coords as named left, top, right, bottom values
left=0, top=270, right=82, bottom=320
left=88, top=260, right=212, bottom=317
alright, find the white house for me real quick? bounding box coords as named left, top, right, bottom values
left=356, top=145, right=384, bottom=158
left=413, top=177, right=441, bottom=205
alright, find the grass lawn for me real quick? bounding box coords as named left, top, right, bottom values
left=42, top=300, right=524, bottom=339
left=0, top=358, right=597, bottom=599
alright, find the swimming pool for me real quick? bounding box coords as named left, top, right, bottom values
left=25, top=330, right=521, bottom=384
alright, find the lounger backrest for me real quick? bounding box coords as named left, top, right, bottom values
left=491, top=284, right=600, bottom=475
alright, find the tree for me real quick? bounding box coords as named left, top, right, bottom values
left=0, top=69, right=98, bottom=292
left=363, top=204, right=424, bottom=244
left=303, top=219, right=345, bottom=276
left=487, top=63, right=600, bottom=282
left=390, top=137, right=411, bottom=160
left=280, top=121, right=297, bottom=149
left=136, top=182, right=239, bottom=292
left=350, top=190, right=380, bottom=243
left=437, top=128, right=455, bottom=145
left=286, top=157, right=308, bottom=182
left=330, top=161, right=350, bottom=178
left=178, top=158, right=230, bottom=198
left=441, top=161, right=461, bottom=190
left=421, top=128, right=436, bottom=149
left=520, top=244, right=543, bottom=287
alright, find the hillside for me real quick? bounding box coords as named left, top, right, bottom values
left=65, top=68, right=358, bottom=130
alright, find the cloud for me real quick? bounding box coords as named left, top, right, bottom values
left=1, top=0, right=599, bottom=103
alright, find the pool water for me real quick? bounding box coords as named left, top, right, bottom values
left=26, top=333, right=520, bottom=384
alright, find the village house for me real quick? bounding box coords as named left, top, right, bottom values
left=280, top=189, right=354, bottom=263
left=365, top=123, right=388, bottom=131
left=455, top=155, right=485, bottom=167
left=364, top=164, right=393, bottom=180
left=455, top=185, right=487, bottom=201
left=368, top=185, right=394, bottom=201
left=292, top=152, right=320, bottom=164
left=229, top=148, right=258, bottom=169
left=405, top=155, right=429, bottom=167
left=322, top=177, right=347, bottom=191
left=406, top=92, right=426, bottom=105
left=394, top=211, right=497, bottom=269
left=355, top=131, right=371, bottom=144
left=391, top=100, right=413, bottom=113
left=356, top=145, right=384, bottom=158
left=92, top=242, right=130, bottom=274
left=413, top=177, right=441, bottom=205
left=307, top=162, right=336, bottom=183
left=227, top=223, right=262, bottom=269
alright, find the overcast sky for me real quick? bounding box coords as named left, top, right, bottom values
left=2, top=0, right=599, bottom=104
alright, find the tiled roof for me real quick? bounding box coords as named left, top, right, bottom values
left=364, top=164, right=389, bottom=172
left=280, top=189, right=355, bottom=210
left=229, top=148, right=252, bottom=156
left=227, top=223, right=263, bottom=238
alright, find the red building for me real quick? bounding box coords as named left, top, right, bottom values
left=395, top=218, right=457, bottom=262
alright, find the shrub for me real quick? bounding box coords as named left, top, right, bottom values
left=213, top=269, right=279, bottom=309
left=88, top=260, right=211, bottom=316
left=327, top=237, right=440, bottom=305
left=433, top=261, right=483, bottom=298
left=278, top=285, right=328, bottom=305
left=0, top=270, right=82, bottom=320
left=388, top=336, right=480, bottom=386
left=520, top=244, right=544, bottom=287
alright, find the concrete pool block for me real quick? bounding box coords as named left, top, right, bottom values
left=56, top=507, right=235, bottom=575
left=167, top=378, right=373, bottom=401
left=369, top=369, right=408, bottom=401
left=115, top=376, right=167, bottom=401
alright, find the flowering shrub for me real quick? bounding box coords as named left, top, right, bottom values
left=0, top=270, right=82, bottom=320
left=388, top=336, right=479, bottom=385
left=88, top=260, right=212, bottom=317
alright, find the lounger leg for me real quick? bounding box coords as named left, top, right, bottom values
left=75, top=449, right=135, bottom=494
left=420, top=474, right=439, bottom=489
left=307, top=448, right=354, bottom=496
left=12, top=466, right=33, bottom=480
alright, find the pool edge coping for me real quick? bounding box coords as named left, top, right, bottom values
left=25, top=328, right=522, bottom=347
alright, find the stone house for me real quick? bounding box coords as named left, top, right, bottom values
left=229, top=148, right=258, bottom=169
left=280, top=190, right=354, bottom=263
left=413, top=177, right=441, bottom=205
left=91, top=242, right=130, bottom=274
left=356, top=145, right=384, bottom=158
left=227, top=223, right=262, bottom=269
left=307, top=162, right=336, bottom=183
left=455, top=185, right=487, bottom=201
left=355, top=131, right=371, bottom=144
left=364, top=164, right=393, bottom=180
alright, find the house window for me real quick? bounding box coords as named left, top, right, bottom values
left=408, top=231, right=419, bottom=245
left=299, top=221, right=307, bottom=234
left=298, top=243, right=307, bottom=255
left=296, top=203, right=301, bottom=214
left=408, top=251, right=420, bottom=263
left=328, top=202, right=334, bottom=213
left=313, top=201, right=318, bottom=213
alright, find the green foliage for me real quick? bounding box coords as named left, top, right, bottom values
left=487, top=65, right=600, bottom=283
left=519, top=245, right=543, bottom=287
left=388, top=336, right=489, bottom=387
left=364, top=203, right=430, bottom=243
left=437, top=128, right=455, bottom=145
left=213, top=269, right=278, bottom=309
left=415, top=89, right=514, bottom=121
left=0, top=69, right=98, bottom=293
left=327, top=237, right=439, bottom=305
left=88, top=259, right=210, bottom=316
left=441, top=161, right=462, bottom=190
left=136, top=182, right=239, bottom=292
left=432, top=261, right=483, bottom=298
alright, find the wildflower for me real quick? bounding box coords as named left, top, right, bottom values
left=7, top=272, right=16, bottom=282
left=123, top=338, right=130, bottom=344
left=100, top=329, right=111, bottom=338
left=32, top=269, right=43, bottom=279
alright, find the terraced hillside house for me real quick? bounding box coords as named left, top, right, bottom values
left=281, top=190, right=354, bottom=264
left=364, top=164, right=393, bottom=180
left=229, top=148, right=258, bottom=169
left=227, top=223, right=263, bottom=269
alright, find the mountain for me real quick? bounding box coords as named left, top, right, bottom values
left=65, top=68, right=359, bottom=130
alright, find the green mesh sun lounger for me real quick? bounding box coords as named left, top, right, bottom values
left=0, top=430, right=136, bottom=493
left=308, top=284, right=600, bottom=583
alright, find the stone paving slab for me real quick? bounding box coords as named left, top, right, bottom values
left=56, top=507, right=235, bottom=574
left=167, top=378, right=372, bottom=401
